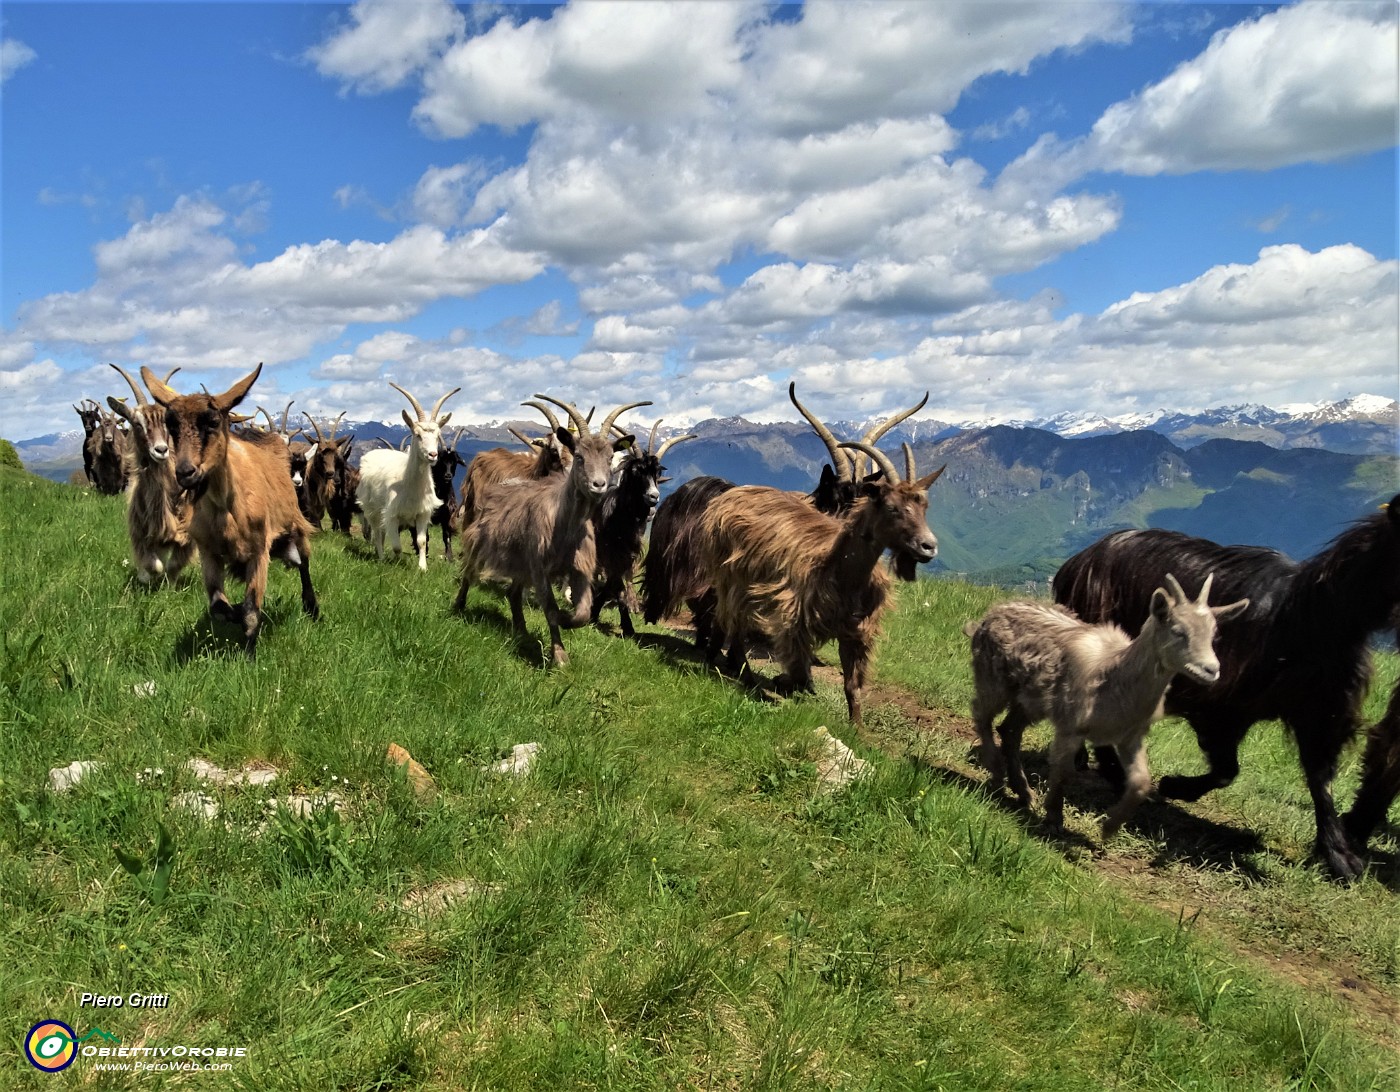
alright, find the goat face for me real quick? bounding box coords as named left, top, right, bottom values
left=145, top=364, right=261, bottom=493
left=861, top=473, right=943, bottom=564
left=74, top=403, right=102, bottom=435
left=1149, top=574, right=1250, bottom=686
left=402, top=409, right=447, bottom=468
left=562, top=428, right=632, bottom=499
left=107, top=397, right=174, bottom=464
left=287, top=442, right=309, bottom=488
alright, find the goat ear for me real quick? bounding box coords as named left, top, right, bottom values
left=818, top=464, right=838, bottom=485
left=860, top=479, right=885, bottom=498
left=213, top=363, right=262, bottom=412
left=611, top=433, right=636, bottom=452
left=438, top=412, right=453, bottom=427
left=141, top=365, right=178, bottom=407
left=556, top=426, right=577, bottom=452
left=402, top=409, right=416, bottom=431
left=1386, top=495, right=1400, bottom=523
left=106, top=396, right=134, bottom=423
left=339, top=436, right=354, bottom=454
left=1212, top=598, right=1250, bottom=623
left=1150, top=587, right=1172, bottom=625
left=915, top=464, right=947, bottom=490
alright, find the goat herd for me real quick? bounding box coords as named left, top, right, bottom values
left=69, top=364, right=1400, bottom=883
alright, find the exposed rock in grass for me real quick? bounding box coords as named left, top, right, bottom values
left=485, top=742, right=541, bottom=777
left=186, top=758, right=279, bottom=787
left=386, top=743, right=437, bottom=803
left=265, top=792, right=345, bottom=821
left=812, top=727, right=870, bottom=795
left=48, top=760, right=102, bottom=793
left=400, top=878, right=503, bottom=917
left=171, top=790, right=221, bottom=820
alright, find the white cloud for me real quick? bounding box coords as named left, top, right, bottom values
left=307, top=0, right=464, bottom=94
left=1, top=37, right=36, bottom=82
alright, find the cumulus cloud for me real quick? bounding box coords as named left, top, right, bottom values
left=1, top=37, right=36, bottom=82
left=307, top=0, right=464, bottom=93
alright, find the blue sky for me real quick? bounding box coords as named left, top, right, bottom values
left=2, top=0, right=1396, bottom=441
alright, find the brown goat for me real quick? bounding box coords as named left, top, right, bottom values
left=106, top=364, right=194, bottom=584
left=144, top=364, right=318, bottom=650
left=86, top=406, right=129, bottom=495
left=701, top=441, right=943, bottom=724
left=301, top=412, right=353, bottom=528
left=453, top=396, right=643, bottom=666
left=457, top=401, right=573, bottom=532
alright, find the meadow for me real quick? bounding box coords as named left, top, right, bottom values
left=1, top=462, right=1396, bottom=1090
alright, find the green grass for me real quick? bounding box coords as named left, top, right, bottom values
left=1, top=464, right=1396, bottom=1090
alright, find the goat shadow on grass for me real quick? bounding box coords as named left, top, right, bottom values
left=455, top=605, right=553, bottom=668
left=169, top=603, right=301, bottom=664
left=905, top=746, right=1274, bottom=883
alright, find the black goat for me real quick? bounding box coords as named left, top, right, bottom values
left=1343, top=623, right=1400, bottom=852
left=591, top=421, right=695, bottom=637
left=301, top=412, right=354, bottom=530
left=1053, top=497, right=1400, bottom=881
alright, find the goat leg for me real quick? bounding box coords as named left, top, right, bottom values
left=536, top=580, right=569, bottom=666
left=1041, top=732, right=1083, bottom=834
left=414, top=517, right=429, bottom=571
left=1101, top=734, right=1150, bottom=839
left=1343, top=683, right=1400, bottom=852
left=507, top=583, right=529, bottom=637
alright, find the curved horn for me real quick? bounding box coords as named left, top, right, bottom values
left=839, top=441, right=899, bottom=484
left=533, top=394, right=591, bottom=435
left=789, top=382, right=853, bottom=482
left=1196, top=572, right=1215, bottom=604
left=1162, top=573, right=1187, bottom=604
left=451, top=426, right=465, bottom=451
left=523, top=400, right=563, bottom=433
left=655, top=433, right=697, bottom=461
left=646, top=420, right=662, bottom=456
left=109, top=363, right=147, bottom=407
left=599, top=400, right=653, bottom=437
left=279, top=400, right=295, bottom=434
left=388, top=382, right=426, bottom=421
left=326, top=411, right=347, bottom=441
left=902, top=442, right=917, bottom=483
left=429, top=388, right=460, bottom=421
left=304, top=413, right=326, bottom=445
left=861, top=391, right=930, bottom=447
left=508, top=427, right=542, bottom=451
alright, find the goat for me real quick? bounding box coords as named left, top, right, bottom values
left=73, top=400, right=102, bottom=486
left=86, top=406, right=129, bottom=496
left=143, top=364, right=318, bottom=651
left=105, top=364, right=194, bottom=585
left=1052, top=497, right=1400, bottom=880
left=965, top=575, right=1248, bottom=839
left=414, top=427, right=465, bottom=560
left=700, top=440, right=943, bottom=725
left=301, top=412, right=354, bottom=529
left=590, top=420, right=695, bottom=637
left=457, top=401, right=572, bottom=532
left=1344, top=632, right=1400, bottom=851
left=641, top=385, right=926, bottom=657
left=452, top=396, right=642, bottom=666
left=355, top=383, right=459, bottom=571
left=256, top=401, right=310, bottom=494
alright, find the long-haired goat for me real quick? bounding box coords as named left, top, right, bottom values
left=453, top=396, right=641, bottom=666
left=457, top=401, right=573, bottom=532
left=966, top=575, right=1248, bottom=839
left=700, top=441, right=943, bottom=725
left=143, top=364, right=318, bottom=650
left=1052, top=497, right=1400, bottom=880
left=1344, top=633, right=1400, bottom=851
left=87, top=405, right=129, bottom=496
left=73, top=400, right=102, bottom=486
left=590, top=420, right=695, bottom=638
left=641, top=385, right=926, bottom=657
left=356, top=383, right=459, bottom=571
left=301, top=412, right=354, bottom=529
left=106, top=364, right=195, bottom=585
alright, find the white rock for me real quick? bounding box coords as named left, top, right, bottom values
left=812, top=727, right=870, bottom=795
left=49, top=760, right=102, bottom=794
left=485, top=742, right=540, bottom=777
left=132, top=681, right=157, bottom=698
left=171, top=790, right=220, bottom=820
left=186, top=758, right=278, bottom=788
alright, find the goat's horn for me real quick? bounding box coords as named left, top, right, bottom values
left=647, top=420, right=662, bottom=456
left=902, top=442, right=917, bottom=483
left=655, top=433, right=697, bottom=461
left=389, top=382, right=426, bottom=421
left=304, top=413, right=326, bottom=444
left=280, top=400, right=294, bottom=434
left=429, top=388, right=460, bottom=421
left=1162, top=573, right=1187, bottom=604
left=451, top=426, right=465, bottom=450
left=109, top=363, right=147, bottom=407
left=160, top=367, right=180, bottom=384
left=255, top=407, right=277, bottom=432
left=508, top=427, right=540, bottom=451
left=523, top=400, right=562, bottom=433
left=840, top=441, right=899, bottom=484
left=326, top=411, right=346, bottom=441
left=861, top=391, right=930, bottom=447
left=229, top=411, right=255, bottom=424
left=533, top=394, right=591, bottom=435
left=598, top=400, right=653, bottom=437
left=1196, top=573, right=1214, bottom=604
left=789, top=382, right=853, bottom=482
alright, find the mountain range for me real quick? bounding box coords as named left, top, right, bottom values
left=15, top=394, right=1396, bottom=581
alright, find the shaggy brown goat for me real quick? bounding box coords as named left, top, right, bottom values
left=301, top=412, right=354, bottom=529
left=457, top=401, right=573, bottom=532
left=701, top=440, right=943, bottom=724
left=144, top=364, right=318, bottom=650
left=453, top=396, right=642, bottom=666
left=87, top=406, right=129, bottom=496
left=106, top=364, right=194, bottom=584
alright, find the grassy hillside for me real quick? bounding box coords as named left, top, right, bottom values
left=1, top=465, right=1396, bottom=1089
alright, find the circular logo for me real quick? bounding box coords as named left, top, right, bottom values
left=25, top=1020, right=77, bottom=1072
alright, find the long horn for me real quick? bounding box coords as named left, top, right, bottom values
left=533, top=394, right=591, bottom=435
left=902, top=442, right=917, bottom=483
left=789, top=382, right=853, bottom=482
left=1162, top=573, right=1187, bottom=604
left=861, top=391, right=930, bottom=447
left=1195, top=573, right=1214, bottom=605
left=523, top=400, right=562, bottom=433
left=647, top=420, right=662, bottom=456
left=280, top=400, right=294, bottom=434
left=598, top=400, right=653, bottom=437
left=304, top=413, right=326, bottom=445
left=326, top=411, right=346, bottom=441
left=388, top=382, right=426, bottom=421
left=429, top=388, right=460, bottom=421
left=508, top=427, right=542, bottom=451
left=839, top=441, right=899, bottom=484
left=655, top=433, right=697, bottom=461
left=451, top=426, right=465, bottom=450
left=109, top=363, right=147, bottom=407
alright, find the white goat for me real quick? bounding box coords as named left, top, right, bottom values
left=964, top=574, right=1249, bottom=839
left=356, top=382, right=459, bottom=571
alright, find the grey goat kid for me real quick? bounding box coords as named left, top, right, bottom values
left=964, top=574, right=1249, bottom=840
